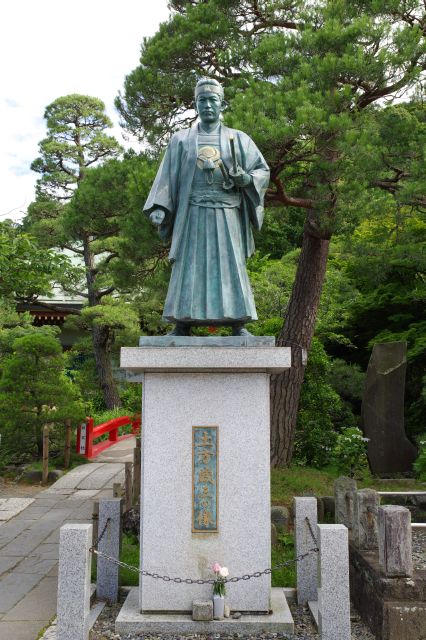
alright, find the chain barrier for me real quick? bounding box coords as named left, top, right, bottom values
left=90, top=517, right=111, bottom=553
left=89, top=517, right=319, bottom=585
left=305, top=516, right=318, bottom=547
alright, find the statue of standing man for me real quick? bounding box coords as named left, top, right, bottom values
left=144, top=78, right=270, bottom=336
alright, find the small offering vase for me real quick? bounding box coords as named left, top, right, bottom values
left=213, top=593, right=225, bottom=618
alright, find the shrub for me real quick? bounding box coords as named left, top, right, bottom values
left=294, top=339, right=357, bottom=467
left=0, top=333, right=84, bottom=465
left=331, top=427, right=369, bottom=478
left=413, top=436, right=426, bottom=481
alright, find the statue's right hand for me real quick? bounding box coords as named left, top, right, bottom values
left=150, top=209, right=166, bottom=226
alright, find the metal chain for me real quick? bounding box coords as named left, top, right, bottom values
left=90, top=517, right=111, bottom=552
left=90, top=544, right=318, bottom=585
left=305, top=516, right=318, bottom=547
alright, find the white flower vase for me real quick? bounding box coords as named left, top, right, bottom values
left=213, top=593, right=225, bottom=618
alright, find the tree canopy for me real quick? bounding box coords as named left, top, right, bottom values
left=116, top=0, right=425, bottom=464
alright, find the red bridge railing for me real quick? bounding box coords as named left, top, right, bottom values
left=76, top=415, right=141, bottom=459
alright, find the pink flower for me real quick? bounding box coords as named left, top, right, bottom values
left=212, top=562, right=221, bottom=573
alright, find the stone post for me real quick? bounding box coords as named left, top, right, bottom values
left=378, top=505, right=413, bottom=577
left=133, top=437, right=141, bottom=505
left=334, top=476, right=357, bottom=532
left=317, top=524, right=350, bottom=640
left=353, top=489, right=380, bottom=550
left=294, top=497, right=318, bottom=604
left=57, top=523, right=92, bottom=640
left=125, top=461, right=133, bottom=512
left=97, top=498, right=122, bottom=602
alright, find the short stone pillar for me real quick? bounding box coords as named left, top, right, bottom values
left=97, top=498, right=122, bottom=602
left=334, top=476, right=357, bottom=531
left=378, top=505, right=413, bottom=577
left=192, top=599, right=213, bottom=621
left=353, top=489, right=380, bottom=550
left=294, top=497, right=318, bottom=604
left=57, top=523, right=92, bottom=640
left=317, top=524, right=350, bottom=640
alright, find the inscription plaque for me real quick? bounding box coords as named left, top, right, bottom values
left=192, top=426, right=218, bottom=533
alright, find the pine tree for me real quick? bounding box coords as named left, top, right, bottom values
left=116, top=0, right=426, bottom=464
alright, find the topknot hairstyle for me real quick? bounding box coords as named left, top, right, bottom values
left=194, top=78, right=224, bottom=99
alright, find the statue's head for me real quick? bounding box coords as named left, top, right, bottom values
left=194, top=78, right=225, bottom=125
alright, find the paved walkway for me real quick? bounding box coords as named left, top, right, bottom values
left=0, top=439, right=135, bottom=640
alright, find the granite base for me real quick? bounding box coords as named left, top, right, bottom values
left=139, top=335, right=276, bottom=347
left=115, top=587, right=294, bottom=635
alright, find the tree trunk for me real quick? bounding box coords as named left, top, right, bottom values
left=42, top=424, right=50, bottom=485
left=270, top=226, right=330, bottom=467
left=36, top=425, right=43, bottom=458
left=64, top=419, right=72, bottom=469
left=83, top=234, right=122, bottom=410
left=92, top=324, right=122, bottom=409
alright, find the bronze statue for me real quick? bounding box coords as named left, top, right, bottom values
left=144, top=78, right=270, bottom=336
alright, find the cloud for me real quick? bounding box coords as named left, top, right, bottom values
left=9, top=164, right=32, bottom=177
left=0, top=0, right=170, bottom=222
left=14, top=133, right=33, bottom=143
left=4, top=97, right=20, bottom=108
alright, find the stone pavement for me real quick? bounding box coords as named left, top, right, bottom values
left=94, top=436, right=135, bottom=463
left=0, top=498, right=35, bottom=522
left=0, top=460, right=127, bottom=640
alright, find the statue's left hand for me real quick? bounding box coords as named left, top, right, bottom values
left=229, top=166, right=252, bottom=187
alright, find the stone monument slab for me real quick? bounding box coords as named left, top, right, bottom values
left=361, top=342, right=417, bottom=474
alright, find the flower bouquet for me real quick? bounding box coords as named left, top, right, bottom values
left=212, top=562, right=228, bottom=596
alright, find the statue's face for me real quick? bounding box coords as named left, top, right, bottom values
left=196, top=92, right=223, bottom=124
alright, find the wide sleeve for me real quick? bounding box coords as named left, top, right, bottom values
left=239, top=135, right=270, bottom=231
left=143, top=137, right=180, bottom=242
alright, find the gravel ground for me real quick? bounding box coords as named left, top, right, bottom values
left=412, top=529, right=426, bottom=570
left=89, top=598, right=376, bottom=640
left=0, top=477, right=42, bottom=498
left=88, top=530, right=426, bottom=640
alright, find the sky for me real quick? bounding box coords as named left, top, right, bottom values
left=0, top=0, right=170, bottom=222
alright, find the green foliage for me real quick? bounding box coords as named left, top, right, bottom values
left=65, top=344, right=105, bottom=414
left=31, top=94, right=121, bottom=200
left=91, top=532, right=140, bottom=586
left=247, top=252, right=297, bottom=335
left=26, top=97, right=152, bottom=409
left=326, top=359, right=365, bottom=404
left=335, top=200, right=426, bottom=437
left=331, top=427, right=369, bottom=478
left=271, top=533, right=296, bottom=588
left=119, top=383, right=142, bottom=415
left=90, top=407, right=128, bottom=426
left=413, top=435, right=426, bottom=481
left=119, top=533, right=140, bottom=587
left=0, top=220, right=73, bottom=301
left=294, top=340, right=357, bottom=468
left=116, top=0, right=426, bottom=465
left=0, top=305, right=61, bottom=373
left=271, top=465, right=337, bottom=506
left=119, top=0, right=425, bottom=237
left=326, top=358, right=365, bottom=417
left=253, top=206, right=305, bottom=258
left=0, top=333, right=84, bottom=465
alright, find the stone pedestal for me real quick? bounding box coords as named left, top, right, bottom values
left=121, top=343, right=290, bottom=615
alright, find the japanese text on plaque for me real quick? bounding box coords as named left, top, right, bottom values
left=192, top=426, right=218, bottom=532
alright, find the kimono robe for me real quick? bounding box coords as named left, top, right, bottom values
left=144, top=122, right=270, bottom=325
